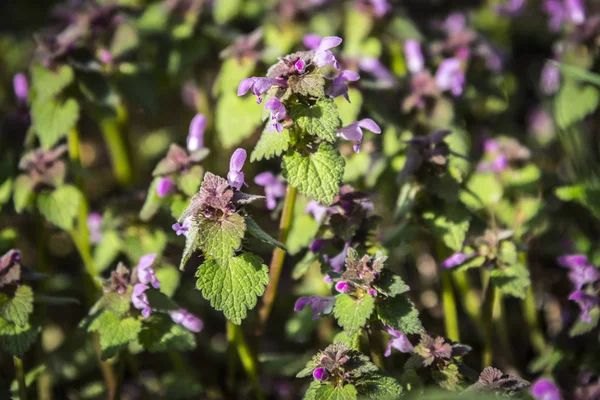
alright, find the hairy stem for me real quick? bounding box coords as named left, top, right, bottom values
left=14, top=356, right=27, bottom=400
left=226, top=321, right=237, bottom=391
left=228, top=321, right=264, bottom=400
left=523, top=285, right=546, bottom=354
left=481, top=274, right=497, bottom=368
left=94, top=334, right=117, bottom=399
left=441, top=271, right=460, bottom=342
left=452, top=271, right=484, bottom=336
left=257, top=185, right=298, bottom=334
left=100, top=105, right=133, bottom=186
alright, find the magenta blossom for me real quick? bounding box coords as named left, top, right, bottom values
left=313, top=36, right=342, bottom=69
left=435, top=58, right=465, bottom=96
left=99, top=49, right=112, bottom=64
left=326, top=70, right=360, bottom=102
left=531, top=378, right=562, bottom=400
left=254, top=172, right=286, bottom=210
left=172, top=217, right=191, bottom=236
left=359, top=57, right=396, bottom=86
left=169, top=308, right=203, bottom=332
left=557, top=254, right=599, bottom=290
left=305, top=201, right=329, bottom=222
left=294, top=296, right=336, bottom=320
left=137, top=254, right=160, bottom=289
left=295, top=59, right=306, bottom=73
left=227, top=148, right=247, bottom=190
left=237, top=77, right=287, bottom=104
left=384, top=326, right=414, bottom=357
left=310, top=239, right=329, bottom=253
left=441, top=252, right=476, bottom=269
left=544, top=0, right=585, bottom=31
left=187, top=114, right=206, bottom=152
left=313, top=367, right=328, bottom=381
left=404, top=40, right=424, bottom=74
left=337, top=118, right=382, bottom=153
left=335, top=281, right=350, bottom=293
left=569, top=290, right=598, bottom=323
left=540, top=61, right=560, bottom=95
left=325, top=243, right=350, bottom=273
left=87, top=212, right=103, bottom=244
left=13, top=73, right=28, bottom=102
left=132, top=284, right=152, bottom=318
left=156, top=177, right=175, bottom=197
left=264, top=98, right=287, bottom=133
left=303, top=34, right=322, bottom=50
left=369, top=0, right=390, bottom=17
left=497, top=0, right=526, bottom=16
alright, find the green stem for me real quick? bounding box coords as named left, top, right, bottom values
left=494, top=291, right=516, bottom=367
left=523, top=285, right=546, bottom=354
left=452, top=271, right=484, bottom=336
left=228, top=321, right=264, bottom=400
left=367, top=328, right=385, bottom=370
left=113, top=354, right=126, bottom=400
left=100, top=105, right=133, bottom=186
left=481, top=274, right=497, bottom=368
left=257, top=185, right=298, bottom=334
left=14, top=356, right=27, bottom=400
left=441, top=271, right=460, bottom=342
left=94, top=334, right=117, bottom=399
left=226, top=321, right=237, bottom=391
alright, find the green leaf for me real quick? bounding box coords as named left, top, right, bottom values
left=303, top=380, right=322, bottom=400
left=31, top=64, right=74, bottom=103
left=0, top=319, right=40, bottom=358
left=37, top=185, right=82, bottom=231
left=155, top=265, right=181, bottom=298
left=555, top=185, right=600, bottom=219
left=31, top=98, right=80, bottom=150
left=180, top=221, right=199, bottom=271
left=139, top=314, right=196, bottom=352
left=315, top=384, right=358, bottom=400
left=290, top=98, right=341, bottom=143
left=213, top=0, right=243, bottom=24
left=195, top=253, right=269, bottom=324
left=0, top=179, right=12, bottom=208
left=282, top=143, right=345, bottom=205
left=250, top=126, right=292, bottom=162
left=377, top=296, right=423, bottom=334
left=101, top=290, right=132, bottom=318
left=490, top=264, right=530, bottom=299
left=372, top=271, right=410, bottom=297
left=358, top=374, right=404, bottom=400
left=245, top=217, right=287, bottom=251
left=145, top=289, right=179, bottom=312
left=197, top=213, right=246, bottom=261
left=140, top=177, right=164, bottom=222
left=178, top=166, right=204, bottom=197
left=554, top=79, right=600, bottom=129
left=216, top=94, right=261, bottom=149
left=13, top=175, right=35, bottom=213
left=214, top=58, right=256, bottom=96
left=288, top=70, right=325, bottom=98
left=422, top=205, right=470, bottom=251
left=93, top=231, right=123, bottom=273
left=332, top=331, right=361, bottom=351
left=0, top=286, right=34, bottom=327
left=333, top=294, right=375, bottom=333
left=460, top=173, right=503, bottom=210
left=554, top=62, right=600, bottom=86
left=88, top=311, right=142, bottom=360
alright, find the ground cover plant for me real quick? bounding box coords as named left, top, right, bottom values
left=1, top=0, right=600, bottom=399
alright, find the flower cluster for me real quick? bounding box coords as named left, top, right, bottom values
left=557, top=254, right=599, bottom=323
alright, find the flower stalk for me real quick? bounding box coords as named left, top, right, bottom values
left=227, top=321, right=264, bottom=400
left=481, top=276, right=497, bottom=368
left=100, top=105, right=133, bottom=186
left=14, top=356, right=27, bottom=400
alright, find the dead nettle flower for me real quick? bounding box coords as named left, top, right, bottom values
left=156, top=177, right=175, bottom=197
left=227, top=148, right=247, bottom=190
left=557, top=254, right=599, bottom=290
left=404, top=40, right=424, bottom=74
left=219, top=28, right=263, bottom=60
left=264, top=98, right=288, bottom=133
left=187, top=114, right=207, bottom=152
left=326, top=242, right=351, bottom=273
left=13, top=73, right=28, bottom=103
left=466, top=367, right=530, bottom=396
left=172, top=217, right=191, bottom=236
left=169, top=308, right=203, bottom=333
left=105, top=263, right=134, bottom=295
left=306, top=200, right=330, bottom=223
left=0, top=250, right=22, bottom=288
left=19, top=145, right=68, bottom=188
left=238, top=77, right=288, bottom=104
left=400, top=130, right=452, bottom=179
left=337, top=118, right=381, bottom=153
left=294, top=296, right=336, bottom=319
left=131, top=254, right=160, bottom=318
left=87, top=212, right=103, bottom=244
left=326, top=70, right=360, bottom=102
left=384, top=326, right=414, bottom=356
left=410, top=334, right=471, bottom=368
left=333, top=249, right=387, bottom=297
left=441, top=252, right=477, bottom=269
left=531, top=378, right=562, bottom=400
left=402, top=70, right=440, bottom=111
left=313, top=36, right=342, bottom=69
left=569, top=290, right=597, bottom=323
left=359, top=56, right=396, bottom=87
left=543, top=0, right=585, bottom=32
left=496, top=0, right=526, bottom=16
left=442, top=229, right=515, bottom=270
left=478, top=137, right=531, bottom=173
left=435, top=58, right=465, bottom=96
left=303, top=34, right=322, bottom=50
left=254, top=172, right=286, bottom=210
left=540, top=60, right=561, bottom=95
left=153, top=143, right=207, bottom=177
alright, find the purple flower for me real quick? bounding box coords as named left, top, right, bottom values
left=187, top=114, right=206, bottom=152
left=295, top=59, right=306, bottom=73
left=558, top=254, right=589, bottom=268
left=294, top=296, right=335, bottom=320
left=335, top=281, right=351, bottom=293
left=172, top=217, right=191, bottom=236
left=324, top=274, right=332, bottom=283
left=565, top=0, right=585, bottom=25
left=227, top=148, right=247, bottom=190
left=306, top=201, right=328, bottom=222
left=13, top=73, right=28, bottom=102
left=326, top=243, right=350, bottom=273
left=137, top=254, right=160, bottom=289
left=337, top=119, right=382, bottom=153
left=169, top=308, right=203, bottom=332
left=156, top=177, right=175, bottom=197
left=531, top=378, right=562, bottom=400
left=569, top=290, right=598, bottom=323
left=368, top=288, right=377, bottom=297
left=497, top=0, right=526, bottom=16
left=254, top=172, right=286, bottom=210
left=310, top=239, right=329, bottom=253
left=132, top=284, right=152, bottom=318
left=384, top=326, right=414, bottom=357
left=87, top=212, right=103, bottom=244
left=435, top=58, right=465, bottom=96
left=326, top=70, right=360, bottom=102
left=303, top=34, right=322, bottom=50
left=441, top=252, right=475, bottom=269
left=544, top=1, right=566, bottom=31
left=443, top=13, right=467, bottom=35
left=404, top=40, right=424, bottom=74
left=359, top=57, right=396, bottom=86
left=313, top=367, right=328, bottom=381
left=558, top=254, right=599, bottom=290
left=313, top=36, right=342, bottom=69
left=237, top=77, right=287, bottom=104
left=99, top=49, right=112, bottom=64
left=540, top=61, right=560, bottom=95
left=264, top=98, right=287, bottom=133
left=369, top=0, right=390, bottom=17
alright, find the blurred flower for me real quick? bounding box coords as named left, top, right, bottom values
left=19, top=145, right=68, bottom=188
left=132, top=284, right=152, bottom=318
left=0, top=250, right=22, bottom=288
left=544, top=0, right=585, bottom=31
left=441, top=252, right=476, bottom=269
left=237, top=77, right=287, bottom=104
left=325, top=243, right=350, bottom=273
left=566, top=0, right=586, bottom=25
left=13, top=73, right=28, bottom=102
left=169, top=309, right=203, bottom=332
left=254, top=172, right=286, bottom=210
left=295, top=59, right=306, bottom=73
left=219, top=28, right=263, bottom=60
left=368, top=288, right=377, bottom=296
left=404, top=40, right=424, bottom=74
left=359, top=57, right=396, bottom=86
left=435, top=58, right=465, bottom=96
left=384, top=326, right=414, bottom=356
left=98, top=49, right=112, bottom=64
left=188, top=114, right=207, bottom=152
left=478, top=139, right=508, bottom=172
left=313, top=36, right=342, bottom=69
left=368, top=0, right=390, bottom=17
left=558, top=254, right=599, bottom=290
left=156, top=177, right=175, bottom=197
left=137, top=254, right=160, bottom=289
left=294, top=296, right=335, bottom=319
left=303, top=34, right=322, bottom=50
left=87, top=213, right=103, bottom=244
left=306, top=201, right=329, bottom=222
left=497, top=0, right=526, bottom=16
left=531, top=378, right=562, bottom=400
left=264, top=98, right=287, bottom=133
left=337, top=119, right=381, bottom=153
left=569, top=290, right=597, bottom=323
left=326, top=70, right=360, bottom=102
left=403, top=71, right=439, bottom=111
left=540, top=61, right=560, bottom=95
left=529, top=108, right=555, bottom=143
left=227, top=148, right=247, bottom=190
left=172, top=217, right=191, bottom=236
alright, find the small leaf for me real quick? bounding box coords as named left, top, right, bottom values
left=288, top=70, right=325, bottom=98
left=178, top=166, right=203, bottom=197
left=290, top=98, right=341, bottom=143
left=422, top=205, right=470, bottom=252
left=0, top=319, right=40, bottom=358
left=88, top=311, right=141, bottom=360
left=0, top=286, right=34, bottom=327
left=245, top=217, right=286, bottom=251
left=333, top=294, right=375, bottom=333
left=31, top=98, right=80, bottom=150
left=195, top=253, right=269, bottom=324
left=282, top=143, right=345, bottom=205
left=31, top=64, right=74, bottom=103
left=101, top=290, right=132, bottom=318
left=197, top=213, right=246, bottom=261
left=377, top=296, right=423, bottom=334
left=315, top=384, right=358, bottom=400
left=213, top=0, right=243, bottom=24
left=139, top=314, right=196, bottom=353
left=37, top=185, right=82, bottom=231
left=93, top=231, right=123, bottom=273
left=140, top=177, right=164, bottom=222
left=180, top=222, right=200, bottom=271
left=358, top=373, right=404, bottom=400
left=216, top=94, right=261, bottom=149
left=460, top=173, right=503, bottom=210
left=13, top=175, right=35, bottom=213
left=554, top=79, right=599, bottom=129
left=250, top=126, right=292, bottom=162
left=569, top=307, right=600, bottom=337
left=490, top=264, right=530, bottom=299
left=373, top=271, right=410, bottom=297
